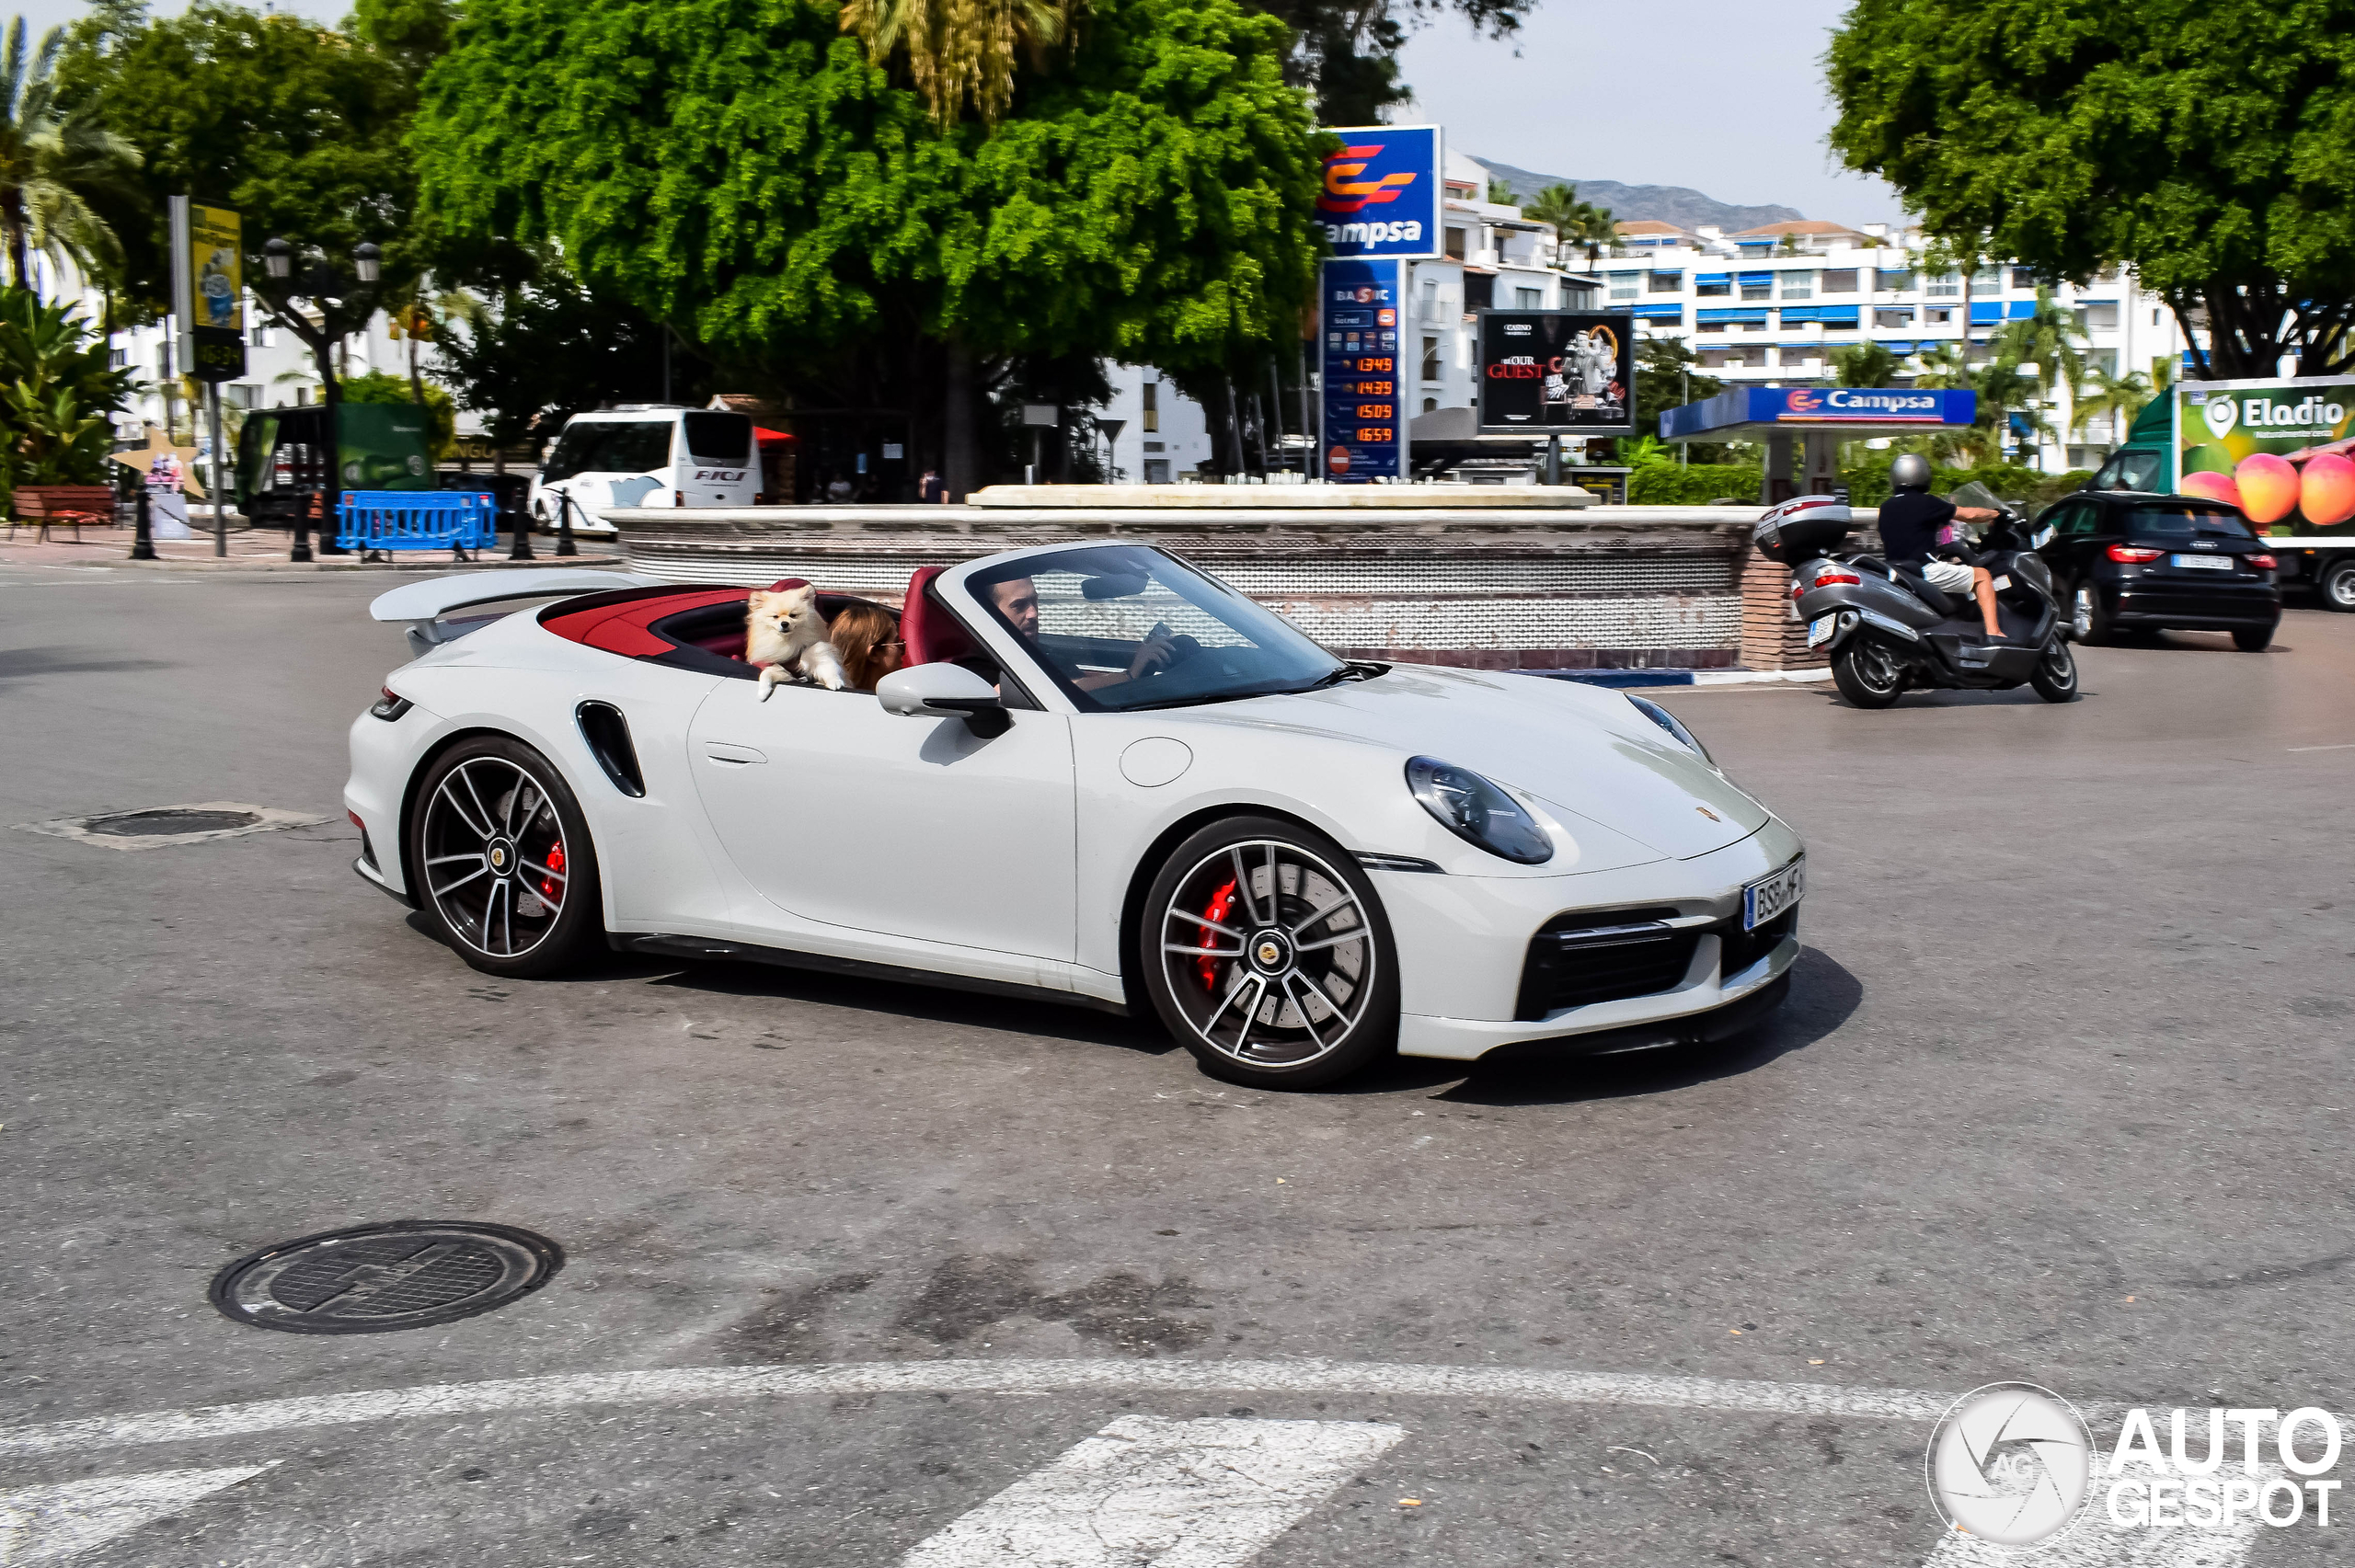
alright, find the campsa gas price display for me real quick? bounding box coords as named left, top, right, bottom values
left=1321, top=258, right=1405, bottom=481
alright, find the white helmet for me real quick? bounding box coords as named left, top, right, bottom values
left=1890, top=452, right=1933, bottom=490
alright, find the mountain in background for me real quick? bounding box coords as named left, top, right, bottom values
left=1471, top=156, right=1805, bottom=234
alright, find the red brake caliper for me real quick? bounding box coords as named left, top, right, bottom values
left=1199, top=878, right=1237, bottom=990
left=540, top=840, right=565, bottom=905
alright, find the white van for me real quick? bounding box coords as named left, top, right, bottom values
left=528, top=406, right=759, bottom=535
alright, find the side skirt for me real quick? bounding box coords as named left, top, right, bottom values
left=607, top=933, right=1132, bottom=1018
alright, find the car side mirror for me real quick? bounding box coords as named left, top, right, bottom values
left=876, top=663, right=1012, bottom=738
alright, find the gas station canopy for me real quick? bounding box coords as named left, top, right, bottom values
left=1660, top=386, right=1979, bottom=442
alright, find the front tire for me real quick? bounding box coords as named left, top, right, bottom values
left=408, top=735, right=604, bottom=979
left=2029, top=639, right=2080, bottom=702
left=2232, top=624, right=2275, bottom=651
left=1139, top=816, right=1399, bottom=1090
left=1832, top=638, right=1906, bottom=708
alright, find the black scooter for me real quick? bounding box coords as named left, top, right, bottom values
left=1756, top=484, right=2079, bottom=708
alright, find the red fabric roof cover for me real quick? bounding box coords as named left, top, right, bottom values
left=752, top=426, right=796, bottom=443
left=542, top=588, right=749, bottom=658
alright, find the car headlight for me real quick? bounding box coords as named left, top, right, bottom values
left=1626, top=694, right=1715, bottom=767
left=1405, top=756, right=1554, bottom=864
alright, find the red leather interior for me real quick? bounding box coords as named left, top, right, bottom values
left=899, top=567, right=979, bottom=666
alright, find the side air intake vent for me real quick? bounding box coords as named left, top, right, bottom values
left=575, top=702, right=645, bottom=797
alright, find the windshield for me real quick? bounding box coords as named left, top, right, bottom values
left=2127, top=506, right=2253, bottom=541
left=2096, top=450, right=2166, bottom=492
left=541, top=419, right=673, bottom=482
left=683, top=412, right=752, bottom=466
left=964, top=544, right=1346, bottom=712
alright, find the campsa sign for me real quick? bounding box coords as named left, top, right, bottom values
left=2178, top=377, right=2355, bottom=536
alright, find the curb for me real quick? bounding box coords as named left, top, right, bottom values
left=0, top=552, right=625, bottom=575
left=1539, top=667, right=1833, bottom=690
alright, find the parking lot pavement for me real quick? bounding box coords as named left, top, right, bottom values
left=3, top=567, right=2352, bottom=1564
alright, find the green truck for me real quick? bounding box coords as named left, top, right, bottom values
left=236, top=403, right=435, bottom=526
left=2091, top=376, right=2355, bottom=612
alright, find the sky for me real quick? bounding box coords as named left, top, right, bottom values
left=18, top=0, right=1901, bottom=226
left=1397, top=0, right=1905, bottom=225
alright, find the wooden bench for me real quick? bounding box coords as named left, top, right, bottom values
left=9, top=485, right=120, bottom=543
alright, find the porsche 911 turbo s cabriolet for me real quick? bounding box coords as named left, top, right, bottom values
left=347, top=544, right=1805, bottom=1088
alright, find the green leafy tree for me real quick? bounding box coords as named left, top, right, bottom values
left=0, top=19, right=138, bottom=292
left=54, top=0, right=432, bottom=315
left=432, top=272, right=706, bottom=455
left=1829, top=340, right=1900, bottom=387
left=415, top=0, right=1324, bottom=494
left=1629, top=334, right=1721, bottom=459
left=1486, top=177, right=1513, bottom=206
left=1828, top=0, right=2355, bottom=378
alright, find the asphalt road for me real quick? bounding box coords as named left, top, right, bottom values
left=3, top=562, right=2351, bottom=1566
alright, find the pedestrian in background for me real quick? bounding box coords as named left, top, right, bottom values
left=919, top=468, right=947, bottom=504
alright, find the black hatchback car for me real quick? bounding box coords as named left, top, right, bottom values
left=2031, top=491, right=2281, bottom=649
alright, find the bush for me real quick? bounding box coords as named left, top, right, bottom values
left=1840, top=455, right=2095, bottom=511
left=1626, top=462, right=1762, bottom=506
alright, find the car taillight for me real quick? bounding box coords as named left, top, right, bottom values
left=2248, top=554, right=2277, bottom=570
left=2108, top=545, right=2164, bottom=563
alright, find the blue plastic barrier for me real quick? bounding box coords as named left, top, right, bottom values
left=336, top=491, right=499, bottom=560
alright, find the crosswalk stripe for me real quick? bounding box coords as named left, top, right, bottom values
left=898, top=1416, right=1402, bottom=1568
left=0, top=1465, right=265, bottom=1565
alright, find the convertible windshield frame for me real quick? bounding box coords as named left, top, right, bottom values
left=959, top=544, right=1347, bottom=714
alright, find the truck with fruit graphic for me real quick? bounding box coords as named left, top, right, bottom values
left=2089, top=376, right=2355, bottom=613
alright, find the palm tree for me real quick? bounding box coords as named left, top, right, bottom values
left=840, top=0, right=1076, bottom=126
left=1522, top=182, right=1614, bottom=266
left=2074, top=363, right=2152, bottom=450
left=1988, top=288, right=2086, bottom=464
left=0, top=19, right=138, bottom=292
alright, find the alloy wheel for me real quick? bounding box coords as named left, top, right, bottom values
left=419, top=756, right=571, bottom=959
left=1157, top=840, right=1377, bottom=1070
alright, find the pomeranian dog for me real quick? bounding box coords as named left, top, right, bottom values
left=745, top=582, right=847, bottom=698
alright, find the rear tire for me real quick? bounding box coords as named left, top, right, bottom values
left=2318, top=557, right=2355, bottom=613
left=408, top=735, right=605, bottom=979
left=1139, top=815, right=1399, bottom=1091
left=2232, top=624, right=2275, bottom=651
left=2029, top=639, right=2080, bottom=702
left=1831, top=639, right=1905, bottom=709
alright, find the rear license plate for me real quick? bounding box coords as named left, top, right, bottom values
left=2173, top=553, right=2232, bottom=570
left=1806, top=615, right=1836, bottom=647
left=1742, top=857, right=1804, bottom=932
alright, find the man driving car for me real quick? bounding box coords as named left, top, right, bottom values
left=987, top=577, right=1179, bottom=691
left=1878, top=452, right=2005, bottom=640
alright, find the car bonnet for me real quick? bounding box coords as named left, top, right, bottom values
left=1198, top=665, right=1771, bottom=859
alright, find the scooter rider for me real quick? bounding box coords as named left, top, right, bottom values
left=1878, top=452, right=2005, bottom=640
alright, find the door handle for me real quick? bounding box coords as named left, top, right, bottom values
left=703, top=741, right=767, bottom=765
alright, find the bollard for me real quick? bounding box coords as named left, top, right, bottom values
left=555, top=492, right=579, bottom=557
left=505, top=507, right=535, bottom=561
left=129, top=486, right=156, bottom=560
left=292, top=489, right=318, bottom=563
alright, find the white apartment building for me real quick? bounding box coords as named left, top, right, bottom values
left=1592, top=217, right=2194, bottom=471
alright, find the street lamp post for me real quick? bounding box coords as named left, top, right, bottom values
left=252, top=236, right=391, bottom=561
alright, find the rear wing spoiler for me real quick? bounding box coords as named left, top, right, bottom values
left=371, top=568, right=662, bottom=657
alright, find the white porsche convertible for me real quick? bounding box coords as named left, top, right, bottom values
left=347, top=543, right=1804, bottom=1088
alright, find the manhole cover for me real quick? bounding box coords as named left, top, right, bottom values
left=209, top=1220, right=563, bottom=1334
left=88, top=808, right=262, bottom=836
left=13, top=801, right=328, bottom=852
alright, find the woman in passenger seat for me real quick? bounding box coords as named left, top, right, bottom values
left=829, top=603, right=905, bottom=692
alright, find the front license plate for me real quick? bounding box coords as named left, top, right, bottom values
left=1742, top=857, right=1804, bottom=932
left=2173, top=553, right=2232, bottom=570
left=1806, top=614, right=1836, bottom=647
